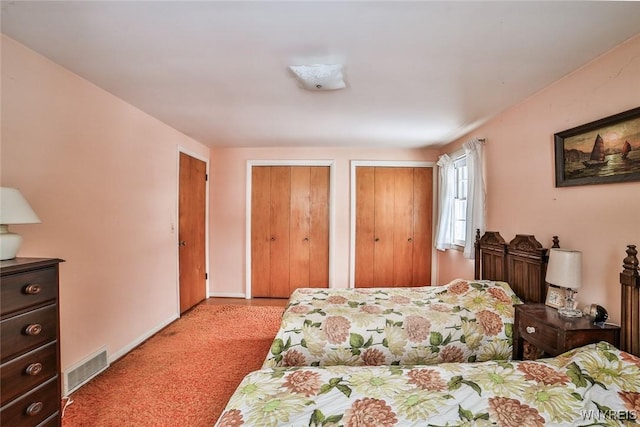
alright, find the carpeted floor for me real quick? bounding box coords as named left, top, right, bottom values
left=62, top=304, right=284, bottom=426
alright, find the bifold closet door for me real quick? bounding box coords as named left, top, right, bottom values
left=251, top=166, right=329, bottom=298
left=355, top=166, right=433, bottom=288
left=411, top=167, right=433, bottom=285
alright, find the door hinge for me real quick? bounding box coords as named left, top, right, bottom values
left=205, top=273, right=208, bottom=280
left=205, top=174, right=208, bottom=181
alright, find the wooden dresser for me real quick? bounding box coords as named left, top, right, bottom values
left=1, top=258, right=64, bottom=427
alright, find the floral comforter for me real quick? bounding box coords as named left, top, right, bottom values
left=263, top=280, right=522, bottom=368
left=217, top=343, right=640, bottom=426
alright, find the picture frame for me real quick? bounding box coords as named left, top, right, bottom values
left=554, top=106, right=640, bottom=187
left=545, top=284, right=565, bottom=309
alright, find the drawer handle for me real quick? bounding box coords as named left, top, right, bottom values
left=526, top=326, right=536, bottom=334
left=25, top=323, right=43, bottom=336
left=25, top=362, right=43, bottom=376
left=24, top=284, right=42, bottom=295
left=26, top=401, right=44, bottom=416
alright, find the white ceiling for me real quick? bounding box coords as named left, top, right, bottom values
left=2, top=1, right=640, bottom=149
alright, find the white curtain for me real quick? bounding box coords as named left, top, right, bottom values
left=434, top=154, right=454, bottom=251
left=463, top=139, right=486, bottom=259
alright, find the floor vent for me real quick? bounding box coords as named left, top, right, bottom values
left=64, top=346, right=109, bottom=395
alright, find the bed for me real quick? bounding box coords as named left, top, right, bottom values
left=263, top=232, right=553, bottom=368
left=264, top=280, right=521, bottom=367
left=217, top=243, right=640, bottom=427
left=219, top=342, right=639, bottom=426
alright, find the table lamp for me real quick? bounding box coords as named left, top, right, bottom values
left=0, top=187, right=41, bottom=260
left=546, top=248, right=583, bottom=317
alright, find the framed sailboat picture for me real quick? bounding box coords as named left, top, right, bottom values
left=554, top=106, right=640, bottom=187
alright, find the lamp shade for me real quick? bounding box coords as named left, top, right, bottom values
left=0, top=187, right=41, bottom=224
left=546, top=248, right=582, bottom=289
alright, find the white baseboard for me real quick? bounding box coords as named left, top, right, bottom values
left=209, top=292, right=246, bottom=298
left=108, top=313, right=179, bottom=363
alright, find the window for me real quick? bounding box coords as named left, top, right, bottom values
left=452, top=156, right=468, bottom=247
left=435, top=138, right=484, bottom=258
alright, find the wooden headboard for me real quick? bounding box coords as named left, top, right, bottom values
left=473, top=236, right=639, bottom=356
left=620, top=244, right=639, bottom=357
left=474, top=230, right=556, bottom=303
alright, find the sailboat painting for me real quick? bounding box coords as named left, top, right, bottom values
left=622, top=141, right=631, bottom=160
left=554, top=106, right=640, bottom=187
left=582, top=134, right=608, bottom=168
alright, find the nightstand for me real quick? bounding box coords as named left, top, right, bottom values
left=512, top=303, right=620, bottom=360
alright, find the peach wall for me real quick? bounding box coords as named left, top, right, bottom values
left=0, top=36, right=210, bottom=384
left=209, top=147, right=438, bottom=296
left=437, top=34, right=640, bottom=324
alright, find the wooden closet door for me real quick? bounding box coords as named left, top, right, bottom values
left=393, top=168, right=415, bottom=286
left=355, top=167, right=375, bottom=287
left=269, top=166, right=291, bottom=297
left=290, top=167, right=311, bottom=292
left=251, top=165, right=329, bottom=297
left=309, top=167, right=330, bottom=287
left=251, top=167, right=271, bottom=297
left=355, top=166, right=433, bottom=288
left=412, top=167, right=433, bottom=285
left=373, top=168, right=395, bottom=286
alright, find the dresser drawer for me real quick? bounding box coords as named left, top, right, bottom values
left=518, top=315, right=559, bottom=354
left=0, top=305, right=58, bottom=364
left=1, top=342, right=58, bottom=406
left=1, top=267, right=58, bottom=316
left=0, top=376, right=59, bottom=427
left=38, top=412, right=61, bottom=427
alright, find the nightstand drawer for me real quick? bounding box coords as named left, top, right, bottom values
left=1, top=268, right=58, bottom=316
left=518, top=320, right=559, bottom=354
left=1, top=341, right=58, bottom=406
left=0, top=377, right=59, bottom=427
left=0, top=305, right=58, bottom=363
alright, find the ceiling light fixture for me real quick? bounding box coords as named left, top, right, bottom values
left=289, top=64, right=346, bottom=91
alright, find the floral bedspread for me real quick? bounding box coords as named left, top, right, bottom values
left=217, top=342, right=640, bottom=426
left=263, top=280, right=522, bottom=368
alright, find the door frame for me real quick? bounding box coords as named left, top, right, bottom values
left=176, top=147, right=210, bottom=315
left=349, top=160, right=436, bottom=288
left=246, top=160, right=336, bottom=299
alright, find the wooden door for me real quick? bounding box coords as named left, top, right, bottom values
left=392, top=168, right=415, bottom=285
left=308, top=167, right=330, bottom=287
left=251, top=166, right=329, bottom=297
left=178, top=152, right=207, bottom=313
left=373, top=167, right=395, bottom=286
left=355, top=166, right=433, bottom=287
left=290, top=167, right=311, bottom=290
left=355, top=167, right=375, bottom=286
left=412, top=167, right=433, bottom=284
left=269, top=166, right=291, bottom=297
left=251, top=166, right=272, bottom=298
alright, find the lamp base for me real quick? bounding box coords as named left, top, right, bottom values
left=558, top=288, right=582, bottom=318
left=0, top=227, right=22, bottom=260
left=558, top=307, right=583, bottom=318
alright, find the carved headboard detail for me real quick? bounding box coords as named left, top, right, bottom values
left=507, top=235, right=549, bottom=303
left=475, top=230, right=556, bottom=303
left=474, top=230, right=507, bottom=282
left=620, top=244, right=639, bottom=356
